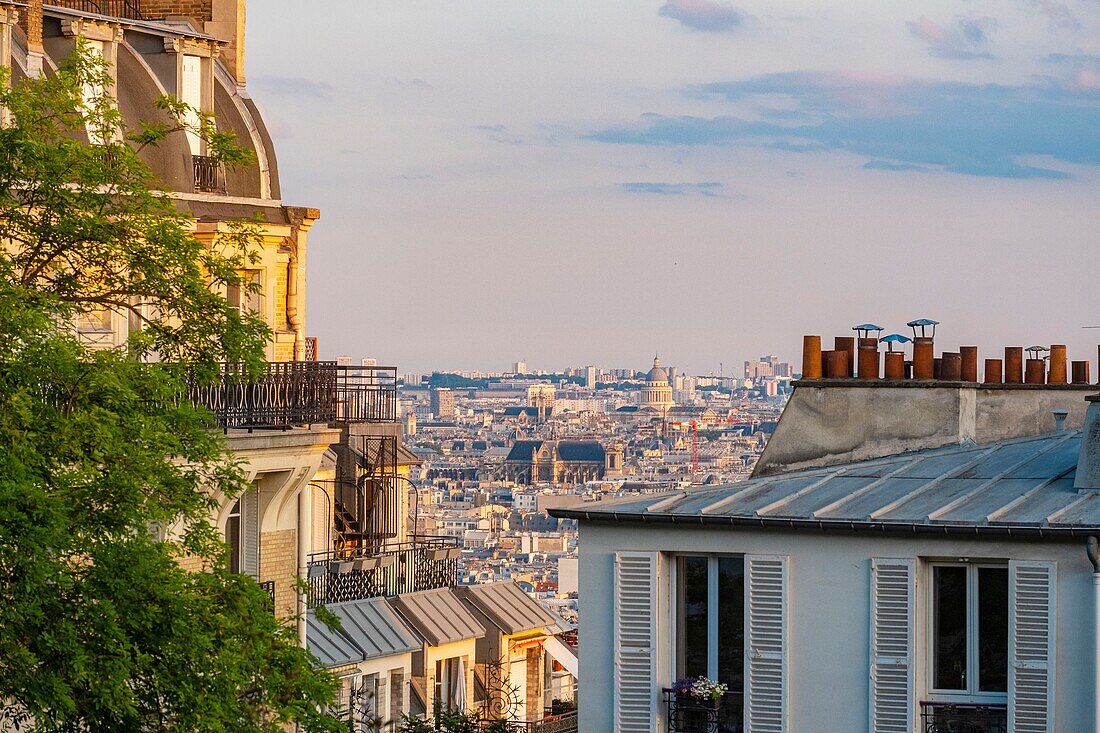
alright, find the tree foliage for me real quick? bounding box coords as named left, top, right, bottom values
left=0, top=48, right=343, bottom=731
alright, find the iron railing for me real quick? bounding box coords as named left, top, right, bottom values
left=306, top=538, right=462, bottom=604
left=258, top=580, right=275, bottom=612
left=337, top=365, right=398, bottom=422
left=193, top=154, right=227, bottom=194
left=920, top=701, right=1007, bottom=733
left=187, top=362, right=397, bottom=432
left=664, top=690, right=742, bottom=733
left=49, top=0, right=143, bottom=19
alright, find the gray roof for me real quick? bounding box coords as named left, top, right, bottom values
left=550, top=431, right=1100, bottom=537
left=306, top=597, right=420, bottom=668
left=391, top=587, right=486, bottom=647
left=456, top=582, right=559, bottom=636
left=557, top=440, right=605, bottom=463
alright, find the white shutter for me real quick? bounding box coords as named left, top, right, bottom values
left=1009, top=560, right=1056, bottom=733
left=745, top=554, right=788, bottom=733
left=180, top=55, right=203, bottom=155
left=869, top=559, right=915, bottom=733
left=614, top=551, right=658, bottom=733
left=241, top=488, right=260, bottom=579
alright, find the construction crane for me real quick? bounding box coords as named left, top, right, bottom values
left=691, top=420, right=700, bottom=482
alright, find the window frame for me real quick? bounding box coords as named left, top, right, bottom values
left=224, top=498, right=242, bottom=574
left=670, top=552, right=744, bottom=689
left=925, top=560, right=1009, bottom=705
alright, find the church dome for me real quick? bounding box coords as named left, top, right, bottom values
left=646, top=356, right=668, bottom=384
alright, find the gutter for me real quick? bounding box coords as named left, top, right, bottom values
left=547, top=508, right=1100, bottom=539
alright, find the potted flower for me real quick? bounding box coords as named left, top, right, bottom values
left=672, top=676, right=728, bottom=710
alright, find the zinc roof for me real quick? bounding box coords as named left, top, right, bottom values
left=456, top=581, right=559, bottom=636
left=390, top=587, right=486, bottom=647
left=306, top=597, right=420, bottom=668
left=550, top=431, right=1100, bottom=536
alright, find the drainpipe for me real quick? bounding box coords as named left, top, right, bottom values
left=297, top=483, right=311, bottom=647
left=286, top=243, right=302, bottom=362
left=1089, top=536, right=1100, bottom=733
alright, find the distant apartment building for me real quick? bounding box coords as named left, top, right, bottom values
left=430, top=386, right=456, bottom=419
left=743, top=354, right=793, bottom=380
left=585, top=365, right=598, bottom=388
left=513, top=360, right=528, bottom=375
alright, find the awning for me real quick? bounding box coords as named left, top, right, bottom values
left=543, top=635, right=578, bottom=678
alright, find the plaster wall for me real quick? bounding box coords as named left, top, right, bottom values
left=756, top=384, right=1094, bottom=477
left=576, top=521, right=1094, bottom=733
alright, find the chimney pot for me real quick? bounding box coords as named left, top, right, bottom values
left=1025, top=359, right=1046, bottom=384
left=940, top=352, right=962, bottom=381
left=802, top=335, right=823, bottom=380
left=1005, top=347, right=1024, bottom=384
left=857, top=338, right=879, bottom=379
left=960, top=346, right=978, bottom=382
left=913, top=337, right=934, bottom=380
left=834, top=337, right=855, bottom=377
left=983, top=359, right=1003, bottom=384
left=1053, top=408, right=1068, bottom=433
left=1073, top=360, right=1091, bottom=385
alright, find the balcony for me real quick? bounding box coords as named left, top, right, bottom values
left=187, top=362, right=397, bottom=432
left=192, top=154, right=227, bottom=194
left=920, top=701, right=1007, bottom=733
left=305, top=537, right=462, bottom=604
left=664, top=690, right=743, bottom=733
left=48, top=0, right=143, bottom=19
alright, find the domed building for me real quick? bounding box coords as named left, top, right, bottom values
left=639, top=355, right=675, bottom=414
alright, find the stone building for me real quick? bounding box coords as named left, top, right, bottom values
left=502, top=439, right=623, bottom=485
left=638, top=355, right=674, bottom=414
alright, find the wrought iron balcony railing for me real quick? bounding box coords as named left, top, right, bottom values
left=664, top=690, right=743, bottom=733
left=192, top=154, right=227, bottom=194
left=187, top=362, right=397, bottom=432
left=305, top=537, right=462, bottom=604
left=48, top=0, right=143, bottom=19
left=920, top=701, right=1007, bottom=733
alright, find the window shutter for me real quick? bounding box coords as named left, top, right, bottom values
left=869, top=559, right=915, bottom=733
left=1009, top=560, right=1056, bottom=733
left=745, top=554, right=789, bottom=733
left=614, top=551, right=658, bottom=733
left=241, top=488, right=260, bottom=579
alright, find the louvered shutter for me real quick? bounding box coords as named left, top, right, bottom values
left=869, top=559, right=915, bottom=733
left=614, top=552, right=658, bottom=733
left=1009, top=560, right=1056, bottom=733
left=180, top=55, right=203, bottom=155
left=745, top=554, right=788, bottom=733
left=241, top=488, right=260, bottom=579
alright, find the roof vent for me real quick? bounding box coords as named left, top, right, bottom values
left=1053, top=408, right=1068, bottom=433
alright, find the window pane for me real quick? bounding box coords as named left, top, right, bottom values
left=677, top=556, right=709, bottom=679
left=933, top=566, right=968, bottom=691
left=978, top=567, right=1009, bottom=692
left=716, top=556, right=745, bottom=692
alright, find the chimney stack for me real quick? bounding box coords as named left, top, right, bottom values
left=1005, top=347, right=1024, bottom=384
left=802, top=336, right=822, bottom=380
left=1074, top=395, right=1100, bottom=492
left=1049, top=344, right=1068, bottom=385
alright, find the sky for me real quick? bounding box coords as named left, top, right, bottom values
left=246, top=0, right=1100, bottom=376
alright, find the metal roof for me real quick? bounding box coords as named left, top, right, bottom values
left=456, top=581, right=559, bottom=636
left=390, top=587, right=486, bottom=647
left=306, top=597, right=420, bottom=668
left=549, top=431, right=1100, bottom=537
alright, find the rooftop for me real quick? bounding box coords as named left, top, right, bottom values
left=550, top=430, right=1100, bottom=537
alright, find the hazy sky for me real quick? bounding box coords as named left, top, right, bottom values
left=247, top=0, right=1100, bottom=375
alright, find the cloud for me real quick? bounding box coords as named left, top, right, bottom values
left=1025, top=0, right=1079, bottom=31
left=907, top=15, right=996, bottom=59
left=474, top=124, right=525, bottom=145
left=589, top=72, right=1100, bottom=179
left=248, top=75, right=334, bottom=100
left=863, top=160, right=926, bottom=171
left=1044, top=54, right=1100, bottom=93
left=621, top=181, right=724, bottom=196
left=658, top=0, right=749, bottom=32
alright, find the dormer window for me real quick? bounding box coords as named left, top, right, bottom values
left=179, top=53, right=203, bottom=155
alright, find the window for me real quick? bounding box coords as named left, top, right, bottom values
left=435, top=657, right=465, bottom=712
left=225, top=498, right=242, bottom=574
left=180, top=54, right=203, bottom=155
left=675, top=555, right=744, bottom=692
left=227, top=270, right=262, bottom=314
left=929, top=563, right=1008, bottom=698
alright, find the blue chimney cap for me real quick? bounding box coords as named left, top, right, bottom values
left=880, top=333, right=912, bottom=344
left=853, top=323, right=884, bottom=332
left=906, top=318, right=940, bottom=327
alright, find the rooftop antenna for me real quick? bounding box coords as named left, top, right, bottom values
left=906, top=318, right=939, bottom=339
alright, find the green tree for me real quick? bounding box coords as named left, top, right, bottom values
left=0, top=47, right=343, bottom=731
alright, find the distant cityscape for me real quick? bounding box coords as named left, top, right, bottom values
left=331, top=353, right=796, bottom=625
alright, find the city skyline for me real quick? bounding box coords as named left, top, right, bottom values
left=249, top=0, right=1100, bottom=374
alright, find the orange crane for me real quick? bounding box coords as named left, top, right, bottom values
left=691, top=420, right=700, bottom=481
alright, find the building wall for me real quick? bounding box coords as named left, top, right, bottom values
left=259, top=528, right=296, bottom=618
left=577, top=521, right=1094, bottom=733
left=756, top=384, right=1093, bottom=477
